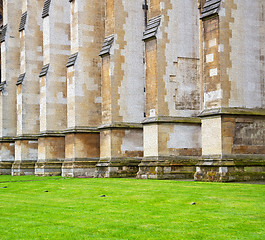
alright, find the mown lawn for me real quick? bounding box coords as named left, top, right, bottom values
left=0, top=176, right=264, bottom=240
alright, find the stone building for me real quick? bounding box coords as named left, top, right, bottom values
left=0, top=0, right=264, bottom=182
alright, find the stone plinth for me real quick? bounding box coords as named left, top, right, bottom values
left=0, top=140, right=15, bottom=175
left=195, top=110, right=265, bottom=182
left=62, top=131, right=100, bottom=177
left=35, top=135, right=65, bottom=176
left=96, top=125, right=143, bottom=178
left=12, top=138, right=38, bottom=176
left=138, top=117, right=201, bottom=179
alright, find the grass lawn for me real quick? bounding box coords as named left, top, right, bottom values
left=0, top=176, right=264, bottom=240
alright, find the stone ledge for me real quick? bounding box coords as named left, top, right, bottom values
left=37, top=159, right=64, bottom=163
left=143, top=116, right=201, bottom=124
left=12, top=160, right=37, bottom=163
left=199, top=108, right=265, bottom=117
left=64, top=158, right=99, bottom=163
left=0, top=137, right=15, bottom=142
left=96, top=157, right=142, bottom=167
left=38, top=131, right=65, bottom=137
left=63, top=127, right=99, bottom=134
left=202, top=154, right=265, bottom=161
left=99, top=122, right=143, bottom=130
left=14, top=135, right=39, bottom=140
left=0, top=160, right=15, bottom=163
left=142, top=155, right=200, bottom=161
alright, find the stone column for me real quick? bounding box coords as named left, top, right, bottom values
left=137, top=0, right=202, bottom=179
left=36, top=0, right=70, bottom=176
left=0, top=0, right=21, bottom=174
left=195, top=0, right=265, bottom=182
left=12, top=0, right=44, bottom=176
left=62, top=0, right=104, bottom=177
left=96, top=0, right=145, bottom=178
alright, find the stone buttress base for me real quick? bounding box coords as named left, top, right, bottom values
left=62, top=132, right=100, bottom=177
left=137, top=156, right=199, bottom=179
left=95, top=157, right=142, bottom=178
left=12, top=160, right=36, bottom=176
left=0, top=161, right=14, bottom=175
left=62, top=158, right=99, bottom=177
left=96, top=125, right=143, bottom=178
left=0, top=140, right=15, bottom=175
left=197, top=109, right=265, bottom=182
left=12, top=138, right=38, bottom=176
left=35, top=135, right=65, bottom=176
left=35, top=160, right=63, bottom=176
left=195, top=155, right=265, bottom=182
left=139, top=117, right=201, bottom=179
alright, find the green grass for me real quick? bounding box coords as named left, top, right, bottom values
left=0, top=176, right=264, bottom=240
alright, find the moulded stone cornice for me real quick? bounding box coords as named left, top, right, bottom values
left=63, top=127, right=99, bottom=134
left=140, top=155, right=201, bottom=163
left=0, top=137, right=15, bottom=142
left=14, top=134, right=39, bottom=140
left=142, top=116, right=201, bottom=124
left=201, top=154, right=265, bottom=161
left=96, top=157, right=142, bottom=166
left=199, top=108, right=265, bottom=117
left=38, top=131, right=65, bottom=137
left=98, top=122, right=143, bottom=130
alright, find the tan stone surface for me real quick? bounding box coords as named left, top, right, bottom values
left=40, top=1, right=70, bottom=133
left=0, top=0, right=21, bottom=137
left=0, top=0, right=264, bottom=180
left=65, top=133, right=100, bottom=159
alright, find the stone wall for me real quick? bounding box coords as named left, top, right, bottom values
left=0, top=0, right=264, bottom=182
left=195, top=0, right=265, bottom=181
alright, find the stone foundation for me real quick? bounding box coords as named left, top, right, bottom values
left=0, top=140, right=15, bottom=175
left=36, top=135, right=65, bottom=176
left=12, top=138, right=38, bottom=176
left=35, top=160, right=63, bottom=176
left=0, top=161, right=14, bottom=175
left=62, top=132, right=100, bottom=177
left=62, top=158, right=99, bottom=178
left=195, top=155, right=265, bottom=182
left=12, top=160, right=36, bottom=176
left=198, top=111, right=265, bottom=182
left=96, top=157, right=141, bottom=178
left=98, top=126, right=143, bottom=178
left=137, top=156, right=199, bottom=179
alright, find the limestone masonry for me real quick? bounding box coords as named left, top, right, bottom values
left=0, top=0, right=264, bottom=181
